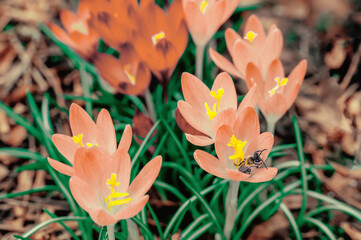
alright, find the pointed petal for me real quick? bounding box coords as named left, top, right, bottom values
left=245, top=62, right=265, bottom=94
left=59, top=9, right=78, bottom=33
left=176, top=108, right=207, bottom=136
left=112, top=195, right=149, bottom=221
left=225, top=168, right=250, bottom=181
left=232, top=40, right=254, bottom=78
left=118, top=124, right=133, bottom=151
left=48, top=23, right=75, bottom=48
left=194, top=150, right=228, bottom=179
left=178, top=101, right=211, bottom=136
left=225, top=28, right=242, bottom=55
left=69, top=176, right=99, bottom=212
left=215, top=125, right=234, bottom=168
left=210, top=108, right=236, bottom=135
left=265, top=59, right=285, bottom=94
left=211, top=72, right=237, bottom=111
left=185, top=134, right=214, bottom=146
left=244, top=167, right=277, bottom=182
left=96, top=109, right=117, bottom=154
left=233, top=107, right=260, bottom=144
left=110, top=149, right=131, bottom=192
left=52, top=134, right=79, bottom=163
left=69, top=103, right=97, bottom=144
left=209, top=48, right=243, bottom=79
left=245, top=132, right=274, bottom=162
left=244, top=14, right=266, bottom=48
left=48, top=158, right=74, bottom=176
left=260, top=27, right=283, bottom=75
left=237, top=84, right=259, bottom=114
left=284, top=60, right=307, bottom=105
left=128, top=156, right=162, bottom=199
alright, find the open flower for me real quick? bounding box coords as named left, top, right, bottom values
left=69, top=146, right=162, bottom=226
left=194, top=107, right=277, bottom=182
left=132, top=0, right=188, bottom=83
left=48, top=104, right=132, bottom=176
left=182, top=0, right=238, bottom=47
left=245, top=59, right=307, bottom=125
left=210, top=14, right=283, bottom=80
left=49, top=1, right=99, bottom=60
left=94, top=47, right=151, bottom=95
left=177, top=72, right=258, bottom=146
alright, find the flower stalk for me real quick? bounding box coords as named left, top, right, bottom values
left=196, top=44, right=205, bottom=80
left=223, top=180, right=240, bottom=239
left=126, top=219, right=140, bottom=240
left=107, top=224, right=115, bottom=240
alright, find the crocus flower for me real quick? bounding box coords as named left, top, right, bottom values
left=245, top=59, right=307, bottom=126
left=132, top=0, right=188, bottom=84
left=94, top=48, right=151, bottom=95
left=49, top=1, right=99, bottom=60
left=194, top=107, right=277, bottom=182
left=69, top=146, right=162, bottom=226
left=210, top=14, right=283, bottom=80
left=182, top=0, right=239, bottom=47
left=177, top=72, right=258, bottom=146
left=48, top=104, right=132, bottom=176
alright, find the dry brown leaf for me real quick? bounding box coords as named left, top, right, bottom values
left=341, top=222, right=361, bottom=240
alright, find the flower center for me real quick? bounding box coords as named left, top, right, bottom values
left=124, top=64, right=136, bottom=86
left=227, top=135, right=247, bottom=168
left=244, top=31, right=257, bottom=43
left=72, top=134, right=98, bottom=147
left=104, top=173, right=132, bottom=210
left=152, top=31, right=165, bottom=45
left=200, top=0, right=208, bottom=14
left=204, top=88, right=224, bottom=121
left=71, top=21, right=88, bottom=35
left=268, top=77, right=288, bottom=97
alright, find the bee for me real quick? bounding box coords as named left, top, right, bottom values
left=235, top=149, right=268, bottom=174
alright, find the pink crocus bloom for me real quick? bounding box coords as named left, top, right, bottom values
left=48, top=104, right=132, bottom=176
left=182, top=0, right=239, bottom=47
left=48, top=1, right=99, bottom=60
left=194, top=107, right=277, bottom=182
left=245, top=59, right=307, bottom=125
left=69, top=146, right=162, bottom=226
left=177, top=72, right=258, bottom=146
left=210, top=14, right=283, bottom=80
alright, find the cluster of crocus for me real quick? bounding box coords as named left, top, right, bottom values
left=210, top=15, right=307, bottom=131
left=177, top=72, right=277, bottom=182
left=49, top=0, right=188, bottom=96
left=48, top=104, right=162, bottom=228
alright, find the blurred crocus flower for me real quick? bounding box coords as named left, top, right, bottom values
left=245, top=59, right=307, bottom=129
left=48, top=104, right=132, bottom=176
left=177, top=72, right=258, bottom=146
left=182, top=0, right=238, bottom=47
left=210, top=14, right=283, bottom=80
left=133, top=0, right=188, bottom=85
left=194, top=107, right=277, bottom=182
left=94, top=48, right=151, bottom=95
left=69, top=147, right=162, bottom=226
left=49, top=1, right=99, bottom=60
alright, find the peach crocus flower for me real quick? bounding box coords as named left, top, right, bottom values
left=69, top=146, right=162, bottom=226
left=94, top=48, right=151, bottom=96
left=210, top=14, right=283, bottom=80
left=49, top=1, right=99, bottom=60
left=48, top=104, right=132, bottom=176
left=177, top=72, right=258, bottom=146
left=194, top=107, right=277, bottom=182
left=245, top=59, right=307, bottom=131
left=132, top=0, right=188, bottom=85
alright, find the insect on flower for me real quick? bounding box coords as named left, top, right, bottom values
left=234, top=149, right=268, bottom=174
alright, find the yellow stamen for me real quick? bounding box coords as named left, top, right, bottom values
left=227, top=135, right=247, bottom=168
left=205, top=103, right=218, bottom=121
left=200, top=0, right=208, bottom=14
left=151, top=31, right=165, bottom=45
left=125, top=70, right=136, bottom=86
left=204, top=88, right=224, bottom=121
left=104, top=173, right=132, bottom=210
left=72, top=134, right=84, bottom=147
left=71, top=22, right=88, bottom=35
left=86, top=143, right=98, bottom=147
left=244, top=31, right=258, bottom=43
left=268, top=77, right=288, bottom=97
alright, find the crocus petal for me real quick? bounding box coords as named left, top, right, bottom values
left=128, top=156, right=162, bottom=199
left=59, top=9, right=79, bottom=33
left=244, top=14, right=266, bottom=48
left=48, top=23, right=76, bottom=48
left=215, top=125, right=234, bottom=168
left=245, top=62, right=265, bottom=93
left=176, top=108, right=207, bottom=136
left=237, top=84, right=259, bottom=114
left=69, top=175, right=100, bottom=212
left=209, top=48, right=243, bottom=79
left=284, top=60, right=307, bottom=104
left=212, top=72, right=237, bottom=111
left=112, top=195, right=149, bottom=221
left=259, top=93, right=287, bottom=120
left=52, top=134, right=79, bottom=163
left=225, top=28, right=242, bottom=55
left=108, top=148, right=131, bottom=192
left=232, top=40, right=254, bottom=77
left=185, top=134, right=214, bottom=146
left=243, top=167, right=277, bottom=183
left=88, top=208, right=117, bottom=226
left=245, top=132, right=274, bottom=161
left=96, top=109, right=117, bottom=154
left=225, top=168, right=250, bottom=181
left=261, top=27, right=283, bottom=76
left=210, top=108, right=236, bottom=135
left=48, top=158, right=74, bottom=176
left=194, top=150, right=228, bottom=179
left=233, top=107, right=260, bottom=144
left=178, top=101, right=211, bottom=136
left=118, top=124, right=133, bottom=152
left=265, top=59, right=285, bottom=94
left=69, top=103, right=97, bottom=144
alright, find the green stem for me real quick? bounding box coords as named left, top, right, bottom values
left=196, top=44, right=205, bottom=80
left=223, top=181, right=240, bottom=239
left=107, top=224, right=115, bottom=240
left=127, top=219, right=140, bottom=240
left=266, top=117, right=278, bottom=167
left=144, top=89, right=156, bottom=122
